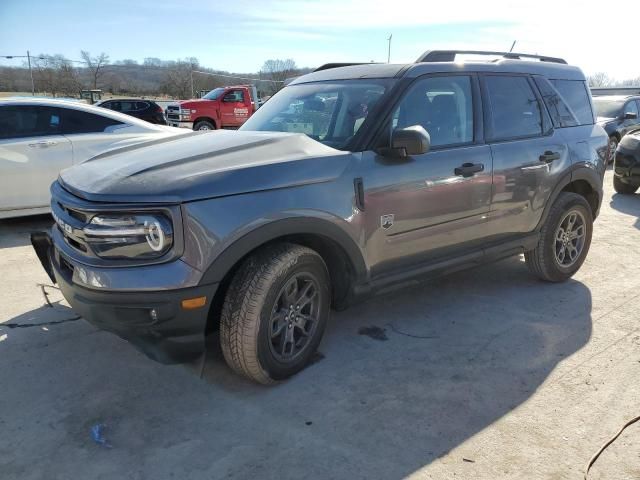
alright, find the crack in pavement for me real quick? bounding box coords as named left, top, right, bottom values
left=1, top=315, right=81, bottom=329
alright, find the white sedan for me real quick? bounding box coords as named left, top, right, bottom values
left=0, top=98, right=189, bottom=219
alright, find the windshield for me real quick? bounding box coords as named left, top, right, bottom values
left=202, top=88, right=225, bottom=100
left=240, top=80, right=393, bottom=150
left=593, top=99, right=623, bottom=118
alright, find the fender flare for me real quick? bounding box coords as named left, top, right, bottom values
left=536, top=164, right=603, bottom=230
left=199, top=217, right=368, bottom=286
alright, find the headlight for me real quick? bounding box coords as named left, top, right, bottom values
left=83, top=214, right=173, bottom=259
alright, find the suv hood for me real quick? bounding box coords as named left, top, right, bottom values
left=59, top=131, right=353, bottom=203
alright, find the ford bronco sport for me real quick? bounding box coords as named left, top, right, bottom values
left=32, top=50, right=608, bottom=384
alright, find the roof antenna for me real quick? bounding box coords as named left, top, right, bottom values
left=509, top=41, right=516, bottom=53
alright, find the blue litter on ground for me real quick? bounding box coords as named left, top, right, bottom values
left=90, top=423, right=112, bottom=448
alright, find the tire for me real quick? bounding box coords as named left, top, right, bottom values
left=525, top=192, right=593, bottom=282
left=613, top=175, right=639, bottom=194
left=194, top=120, right=215, bottom=131
left=220, top=243, right=331, bottom=384
left=607, top=136, right=618, bottom=164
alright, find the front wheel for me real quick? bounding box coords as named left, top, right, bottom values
left=194, top=120, right=215, bottom=131
left=613, top=175, right=639, bottom=194
left=525, top=192, right=593, bottom=282
left=220, top=243, right=330, bottom=384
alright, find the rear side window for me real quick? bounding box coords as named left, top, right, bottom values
left=0, top=105, right=61, bottom=139
left=533, top=77, right=578, bottom=128
left=136, top=101, right=150, bottom=110
left=485, top=76, right=542, bottom=140
left=62, top=109, right=124, bottom=134
left=549, top=80, right=593, bottom=125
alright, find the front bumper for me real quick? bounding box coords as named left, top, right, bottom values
left=167, top=120, right=193, bottom=129
left=31, top=231, right=216, bottom=364
left=614, top=150, right=640, bottom=186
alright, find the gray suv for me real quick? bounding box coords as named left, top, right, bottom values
left=33, top=50, right=608, bottom=384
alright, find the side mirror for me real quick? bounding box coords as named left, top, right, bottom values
left=624, top=112, right=638, bottom=120
left=386, top=125, right=431, bottom=157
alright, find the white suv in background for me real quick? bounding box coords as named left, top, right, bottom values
left=0, top=98, right=188, bottom=219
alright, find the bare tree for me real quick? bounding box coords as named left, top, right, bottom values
left=260, top=58, right=297, bottom=94
left=80, top=51, right=109, bottom=89
left=162, top=57, right=199, bottom=99
left=32, top=54, right=80, bottom=97
left=587, top=72, right=613, bottom=88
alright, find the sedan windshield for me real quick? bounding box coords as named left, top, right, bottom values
left=593, top=99, right=623, bottom=118
left=240, top=80, right=393, bottom=150
left=202, top=88, right=225, bottom=100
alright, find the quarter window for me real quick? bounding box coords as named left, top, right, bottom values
left=393, top=75, right=474, bottom=148
left=549, top=79, right=593, bottom=125
left=0, top=105, right=61, bottom=139
left=485, top=76, right=542, bottom=140
left=62, top=109, right=124, bottom=134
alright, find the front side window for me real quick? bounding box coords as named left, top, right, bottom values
left=224, top=90, right=244, bottom=103
left=0, top=105, right=61, bottom=139
left=62, top=109, right=124, bottom=134
left=393, top=75, right=474, bottom=148
left=240, top=80, right=391, bottom=150
left=549, top=79, right=593, bottom=125
left=593, top=99, right=623, bottom=119
left=624, top=100, right=639, bottom=117
left=485, top=76, right=542, bottom=140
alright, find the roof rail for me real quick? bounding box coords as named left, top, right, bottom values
left=313, top=62, right=378, bottom=72
left=416, top=50, right=567, bottom=65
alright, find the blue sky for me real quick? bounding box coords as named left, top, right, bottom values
left=0, top=0, right=635, bottom=79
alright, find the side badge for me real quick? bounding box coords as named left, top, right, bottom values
left=381, top=214, right=394, bottom=230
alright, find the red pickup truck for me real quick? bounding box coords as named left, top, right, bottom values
left=166, top=85, right=259, bottom=131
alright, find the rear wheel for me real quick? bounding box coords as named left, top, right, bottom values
left=194, top=120, right=215, bottom=131
left=220, top=243, right=330, bottom=384
left=525, top=192, right=593, bottom=282
left=613, top=175, right=639, bottom=194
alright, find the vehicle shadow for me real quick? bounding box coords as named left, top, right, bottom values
left=0, top=214, right=53, bottom=249
left=609, top=192, right=640, bottom=230
left=192, top=256, right=592, bottom=479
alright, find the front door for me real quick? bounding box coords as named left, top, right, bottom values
left=0, top=105, right=72, bottom=213
left=220, top=89, right=250, bottom=127
left=621, top=100, right=640, bottom=137
left=362, top=74, right=493, bottom=277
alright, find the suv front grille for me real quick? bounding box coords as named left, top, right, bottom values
left=52, top=199, right=92, bottom=256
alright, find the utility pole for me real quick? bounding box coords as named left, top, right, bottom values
left=27, top=50, right=35, bottom=96
left=509, top=41, right=516, bottom=53
left=190, top=64, right=194, bottom=98
left=387, top=34, right=393, bottom=63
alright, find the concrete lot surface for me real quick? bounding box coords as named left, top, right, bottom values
left=1, top=169, right=639, bottom=480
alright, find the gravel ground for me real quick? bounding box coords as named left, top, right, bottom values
left=1, top=169, right=638, bottom=480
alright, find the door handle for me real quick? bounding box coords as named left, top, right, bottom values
left=28, top=140, right=58, bottom=148
left=454, top=162, right=484, bottom=177
left=539, top=151, right=560, bottom=163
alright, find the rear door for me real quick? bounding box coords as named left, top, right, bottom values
left=363, top=74, right=494, bottom=275
left=481, top=74, right=570, bottom=238
left=0, top=105, right=72, bottom=213
left=60, top=108, right=139, bottom=163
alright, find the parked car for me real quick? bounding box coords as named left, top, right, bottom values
left=613, top=130, right=640, bottom=194
left=593, top=95, right=640, bottom=162
left=0, top=98, right=187, bottom=219
left=32, top=50, right=607, bottom=384
left=96, top=98, right=167, bottom=125
left=166, top=85, right=258, bottom=130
